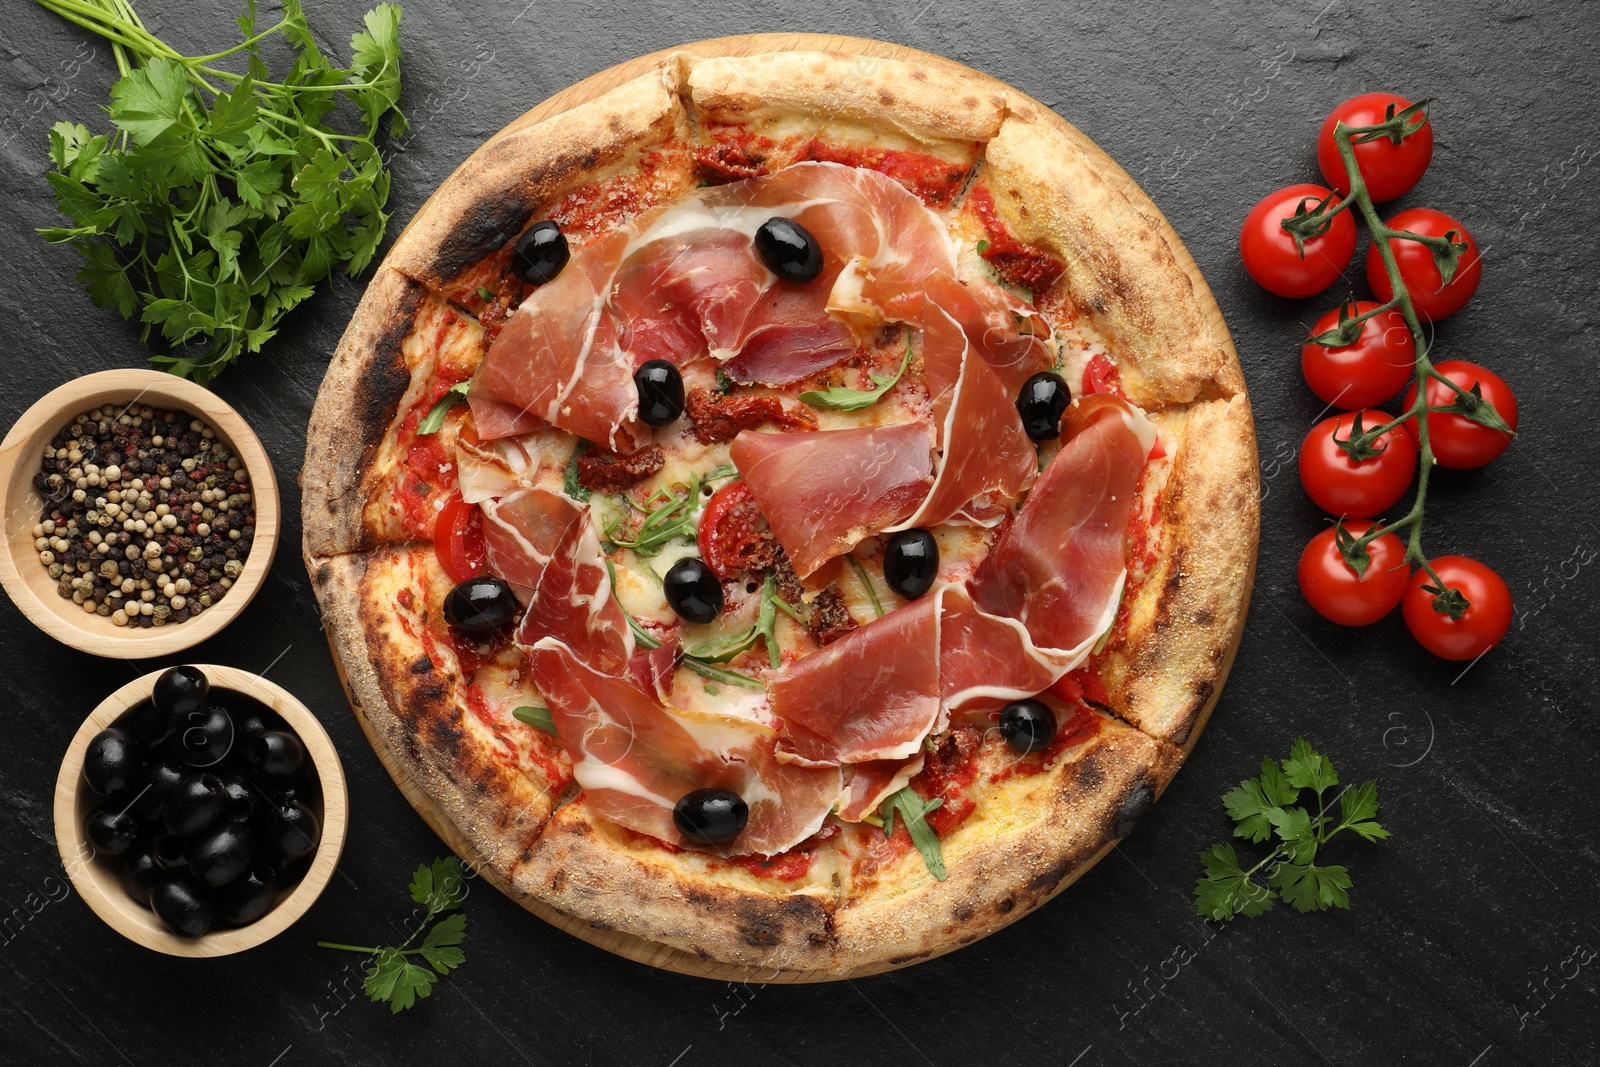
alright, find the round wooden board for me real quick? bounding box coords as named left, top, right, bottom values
left=330, top=32, right=1254, bottom=983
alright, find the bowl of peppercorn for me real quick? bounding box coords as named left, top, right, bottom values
left=54, top=664, right=347, bottom=956
left=0, top=369, right=279, bottom=657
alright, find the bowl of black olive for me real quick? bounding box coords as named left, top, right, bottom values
left=53, top=664, right=346, bottom=956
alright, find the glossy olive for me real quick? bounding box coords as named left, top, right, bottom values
left=135, top=758, right=186, bottom=821
left=121, top=700, right=169, bottom=753
left=84, top=801, right=142, bottom=857
left=634, top=360, right=685, bottom=425
left=664, top=558, right=723, bottom=624
left=83, top=727, right=139, bottom=795
left=247, top=730, right=307, bottom=782
left=1016, top=371, right=1072, bottom=441
left=152, top=665, right=210, bottom=717
left=188, top=824, right=255, bottom=888
left=120, top=847, right=161, bottom=906
left=753, top=217, right=824, bottom=283
left=218, top=773, right=257, bottom=823
left=266, top=799, right=322, bottom=862
left=166, top=703, right=234, bottom=768
left=673, top=787, right=749, bottom=845
left=218, top=862, right=278, bottom=926
left=150, top=874, right=214, bottom=938
left=883, top=529, right=939, bottom=600
left=999, top=698, right=1057, bottom=754
left=162, top=773, right=227, bottom=837
left=152, top=830, right=191, bottom=872
left=512, top=220, right=570, bottom=285
left=234, top=706, right=278, bottom=739
left=443, top=576, right=519, bottom=634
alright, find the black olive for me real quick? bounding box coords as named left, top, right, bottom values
left=152, top=665, right=209, bottom=717
left=152, top=830, right=191, bottom=872
left=999, top=698, right=1057, bottom=754
left=150, top=874, right=214, bottom=938
left=120, top=700, right=169, bottom=754
left=120, top=847, right=161, bottom=906
left=234, top=705, right=280, bottom=739
left=188, top=824, right=255, bottom=888
left=883, top=529, right=939, bottom=600
left=634, top=360, right=685, bottom=425
left=84, top=800, right=142, bottom=857
left=83, top=727, right=139, bottom=795
left=673, top=788, right=749, bottom=845
left=753, top=217, right=824, bottom=283
left=266, top=799, right=322, bottom=862
left=664, top=558, right=723, bottom=624
left=511, top=220, right=570, bottom=285
left=218, top=773, right=257, bottom=823
left=1016, top=371, right=1072, bottom=441
left=135, top=758, right=187, bottom=821
left=166, top=703, right=234, bottom=768
left=162, top=773, right=227, bottom=837
left=218, top=862, right=278, bottom=926
left=247, top=730, right=307, bottom=782
left=443, top=576, right=519, bottom=634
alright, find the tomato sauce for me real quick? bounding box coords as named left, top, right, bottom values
left=968, top=186, right=1066, bottom=289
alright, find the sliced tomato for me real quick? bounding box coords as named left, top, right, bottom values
left=1082, top=354, right=1124, bottom=397
left=698, top=480, right=770, bottom=578
left=434, top=491, right=487, bottom=585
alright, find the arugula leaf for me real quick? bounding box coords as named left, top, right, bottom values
left=564, top=441, right=593, bottom=502
left=880, top=787, right=947, bottom=881
left=417, top=382, right=470, bottom=435
left=512, top=705, right=558, bottom=737
left=682, top=657, right=764, bottom=691
left=845, top=554, right=885, bottom=619
left=606, top=474, right=701, bottom=557
left=799, top=331, right=913, bottom=411
left=685, top=574, right=784, bottom=667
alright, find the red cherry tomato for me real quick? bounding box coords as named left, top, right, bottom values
left=1301, top=301, right=1416, bottom=409
left=1297, top=521, right=1410, bottom=626
left=1366, top=207, right=1481, bottom=321
left=434, top=491, right=487, bottom=585
left=1316, top=92, right=1434, bottom=202
left=1298, top=409, right=1417, bottom=518
left=698, top=480, right=769, bottom=579
left=1402, top=556, right=1512, bottom=661
left=1401, top=359, right=1519, bottom=469
left=1239, top=183, right=1357, bottom=299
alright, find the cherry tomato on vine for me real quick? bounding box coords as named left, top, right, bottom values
left=1301, top=301, right=1415, bottom=409
left=1366, top=207, right=1481, bottom=321
left=1240, top=183, right=1357, bottom=298
left=434, top=491, right=487, bottom=585
left=1402, top=556, right=1512, bottom=660
left=1401, top=359, right=1519, bottom=469
left=1316, top=92, right=1434, bottom=203
left=1298, top=520, right=1411, bottom=626
left=1299, top=409, right=1418, bottom=518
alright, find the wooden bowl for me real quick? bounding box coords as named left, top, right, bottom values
left=0, top=369, right=280, bottom=658
left=54, top=665, right=348, bottom=957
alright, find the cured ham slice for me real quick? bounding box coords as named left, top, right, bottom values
left=769, top=596, right=941, bottom=763
left=515, top=505, right=634, bottom=674
left=480, top=488, right=580, bottom=597
left=925, top=270, right=1054, bottom=396
left=455, top=425, right=552, bottom=504
left=528, top=640, right=841, bottom=855
left=938, top=586, right=1078, bottom=721
left=467, top=397, right=548, bottom=442
left=730, top=423, right=934, bottom=578
left=967, top=397, right=1154, bottom=654
left=835, top=755, right=925, bottom=823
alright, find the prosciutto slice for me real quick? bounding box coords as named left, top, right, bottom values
left=835, top=755, right=925, bottom=823
left=925, top=270, right=1055, bottom=396
left=515, top=505, right=634, bottom=674
left=730, top=423, right=934, bottom=578
left=528, top=640, right=840, bottom=856
left=480, top=487, right=581, bottom=597
left=938, top=586, right=1076, bottom=720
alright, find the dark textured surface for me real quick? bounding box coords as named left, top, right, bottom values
left=2, top=2, right=1596, bottom=1064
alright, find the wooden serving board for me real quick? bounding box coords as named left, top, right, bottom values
left=330, top=32, right=1252, bottom=983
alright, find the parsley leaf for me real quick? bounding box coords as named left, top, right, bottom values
left=881, top=787, right=948, bottom=881
left=799, top=331, right=913, bottom=411
left=318, top=856, right=468, bottom=1013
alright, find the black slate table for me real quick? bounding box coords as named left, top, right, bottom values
left=2, top=2, right=1596, bottom=1064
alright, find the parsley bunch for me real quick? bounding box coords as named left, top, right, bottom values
left=318, top=857, right=468, bottom=1013
left=36, top=0, right=406, bottom=383
left=1195, top=739, right=1389, bottom=919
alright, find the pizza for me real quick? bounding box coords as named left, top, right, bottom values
left=301, top=44, right=1259, bottom=978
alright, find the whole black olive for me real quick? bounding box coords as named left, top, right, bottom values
left=443, top=576, right=519, bottom=634
left=120, top=700, right=169, bottom=754
left=152, top=830, right=191, bottom=872
left=135, top=758, right=187, bottom=821
left=218, top=862, right=279, bottom=926
left=218, top=773, right=257, bottom=823
left=162, top=773, right=227, bottom=837
left=152, top=665, right=210, bottom=717
left=883, top=529, right=939, bottom=600
left=266, top=799, right=322, bottom=862
left=634, top=360, right=685, bottom=426
left=120, top=847, right=161, bottom=906
left=663, top=558, right=723, bottom=624
left=753, top=217, right=824, bottom=283
left=1016, top=371, right=1072, bottom=441
left=84, top=800, right=142, bottom=857
left=512, top=220, right=570, bottom=285
left=83, top=727, right=139, bottom=795
left=235, top=706, right=277, bottom=739
left=673, top=788, right=749, bottom=845
left=247, top=730, right=307, bottom=783
left=166, top=703, right=234, bottom=768
left=188, top=824, right=255, bottom=888
left=999, top=698, right=1057, bottom=754
left=150, top=874, right=214, bottom=938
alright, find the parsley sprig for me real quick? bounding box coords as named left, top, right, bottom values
left=1195, top=739, right=1389, bottom=920
left=318, top=857, right=468, bottom=1013
left=36, top=0, right=406, bottom=383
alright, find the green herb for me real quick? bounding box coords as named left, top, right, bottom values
left=318, top=856, right=467, bottom=1013
left=563, top=440, right=592, bottom=502
left=475, top=285, right=495, bottom=302
left=602, top=557, right=661, bottom=650
left=684, top=573, right=791, bottom=668
left=416, top=381, right=469, bottom=435
left=881, top=787, right=947, bottom=881
left=683, top=657, right=763, bottom=691
left=799, top=331, right=913, bottom=411
left=605, top=474, right=700, bottom=557
left=1194, top=739, right=1389, bottom=920
left=715, top=368, right=735, bottom=393
left=975, top=239, right=990, bottom=254
left=845, top=554, right=885, bottom=619
left=36, top=0, right=406, bottom=384
left=512, top=705, right=557, bottom=737
left=703, top=462, right=738, bottom=483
